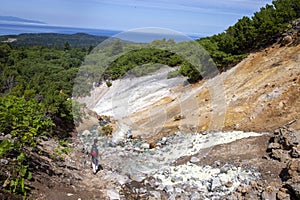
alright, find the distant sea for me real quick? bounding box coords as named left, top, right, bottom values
left=0, top=23, right=202, bottom=42
left=0, top=23, right=120, bottom=37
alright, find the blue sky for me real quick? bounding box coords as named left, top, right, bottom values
left=1, top=0, right=272, bottom=36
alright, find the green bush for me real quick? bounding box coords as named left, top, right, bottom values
left=106, top=81, right=112, bottom=87
left=0, top=95, right=54, bottom=146
left=167, top=70, right=181, bottom=79
left=105, top=48, right=185, bottom=80
left=101, top=125, right=113, bottom=136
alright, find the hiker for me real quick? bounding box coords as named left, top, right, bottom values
left=90, top=139, right=99, bottom=174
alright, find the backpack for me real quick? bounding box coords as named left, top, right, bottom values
left=91, top=145, right=98, bottom=157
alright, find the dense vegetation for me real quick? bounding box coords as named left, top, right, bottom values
left=106, top=48, right=183, bottom=80
left=0, top=33, right=108, bottom=48
left=0, top=43, right=88, bottom=196
left=197, top=0, right=300, bottom=71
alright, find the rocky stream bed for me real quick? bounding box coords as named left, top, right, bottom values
left=54, top=120, right=296, bottom=200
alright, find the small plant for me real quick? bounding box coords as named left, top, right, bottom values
left=51, top=141, right=72, bottom=161
left=61, top=147, right=72, bottom=154
left=2, top=154, right=33, bottom=197
left=59, top=140, right=69, bottom=147
left=101, top=125, right=113, bottom=135
left=167, top=70, right=181, bottom=79
left=174, top=115, right=185, bottom=121
left=106, top=81, right=112, bottom=87
left=38, top=150, right=43, bottom=155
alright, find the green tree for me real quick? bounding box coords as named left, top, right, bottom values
left=63, top=41, right=70, bottom=51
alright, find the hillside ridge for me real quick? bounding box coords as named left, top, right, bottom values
left=68, top=41, right=300, bottom=199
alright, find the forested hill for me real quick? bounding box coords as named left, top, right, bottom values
left=197, top=0, right=300, bottom=71
left=0, top=33, right=108, bottom=47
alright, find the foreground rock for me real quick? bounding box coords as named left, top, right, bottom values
left=266, top=124, right=300, bottom=200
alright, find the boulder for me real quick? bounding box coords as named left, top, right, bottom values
left=281, top=35, right=293, bottom=45
left=171, top=175, right=184, bottom=183
left=81, top=130, right=91, bottom=137
left=220, top=164, right=231, bottom=173
left=141, top=143, right=150, bottom=149
left=138, top=188, right=147, bottom=194
left=190, top=193, right=202, bottom=200
left=271, top=149, right=290, bottom=162
left=107, top=190, right=120, bottom=200
left=210, top=177, right=222, bottom=192
left=239, top=184, right=251, bottom=195
left=277, top=188, right=290, bottom=200
left=164, top=185, right=174, bottom=194
left=285, top=181, right=300, bottom=199
left=111, top=123, right=132, bottom=146
left=161, top=137, right=167, bottom=145
left=128, top=172, right=147, bottom=182
left=293, top=18, right=300, bottom=29
left=261, top=186, right=277, bottom=200
left=149, top=191, right=161, bottom=200
left=267, top=142, right=281, bottom=150
left=283, top=132, right=299, bottom=150
left=149, top=142, right=156, bottom=149
left=225, top=181, right=233, bottom=188
left=284, top=159, right=300, bottom=182
left=287, top=159, right=300, bottom=174
left=290, top=146, right=300, bottom=158
left=190, top=156, right=200, bottom=163
left=0, top=159, right=8, bottom=165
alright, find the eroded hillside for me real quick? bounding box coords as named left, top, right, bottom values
left=112, top=43, right=300, bottom=142
left=65, top=42, right=300, bottom=199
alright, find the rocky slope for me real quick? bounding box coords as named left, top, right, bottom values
left=27, top=32, right=300, bottom=199
left=126, top=42, right=300, bottom=138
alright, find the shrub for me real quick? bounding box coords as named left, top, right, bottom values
left=167, top=70, right=181, bottom=79
left=0, top=95, right=54, bottom=147
left=101, top=125, right=113, bottom=136
left=106, top=81, right=112, bottom=87
left=174, top=115, right=185, bottom=121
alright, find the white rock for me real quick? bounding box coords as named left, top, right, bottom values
left=190, top=156, right=200, bottom=163
left=190, top=193, right=202, bottom=200
left=161, top=137, right=167, bottom=145
left=0, top=159, right=8, bottom=165
left=139, top=188, right=147, bottom=194
left=81, top=130, right=91, bottom=137
left=171, top=175, right=184, bottom=183
left=220, top=164, right=231, bottom=173
left=107, top=189, right=120, bottom=200
left=141, top=143, right=150, bottom=149
left=210, top=177, right=222, bottom=192
left=129, top=172, right=147, bottom=182
left=149, top=191, right=161, bottom=200
left=175, top=187, right=183, bottom=193
left=164, top=185, right=174, bottom=194
left=116, top=175, right=130, bottom=185
left=111, top=123, right=132, bottom=145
